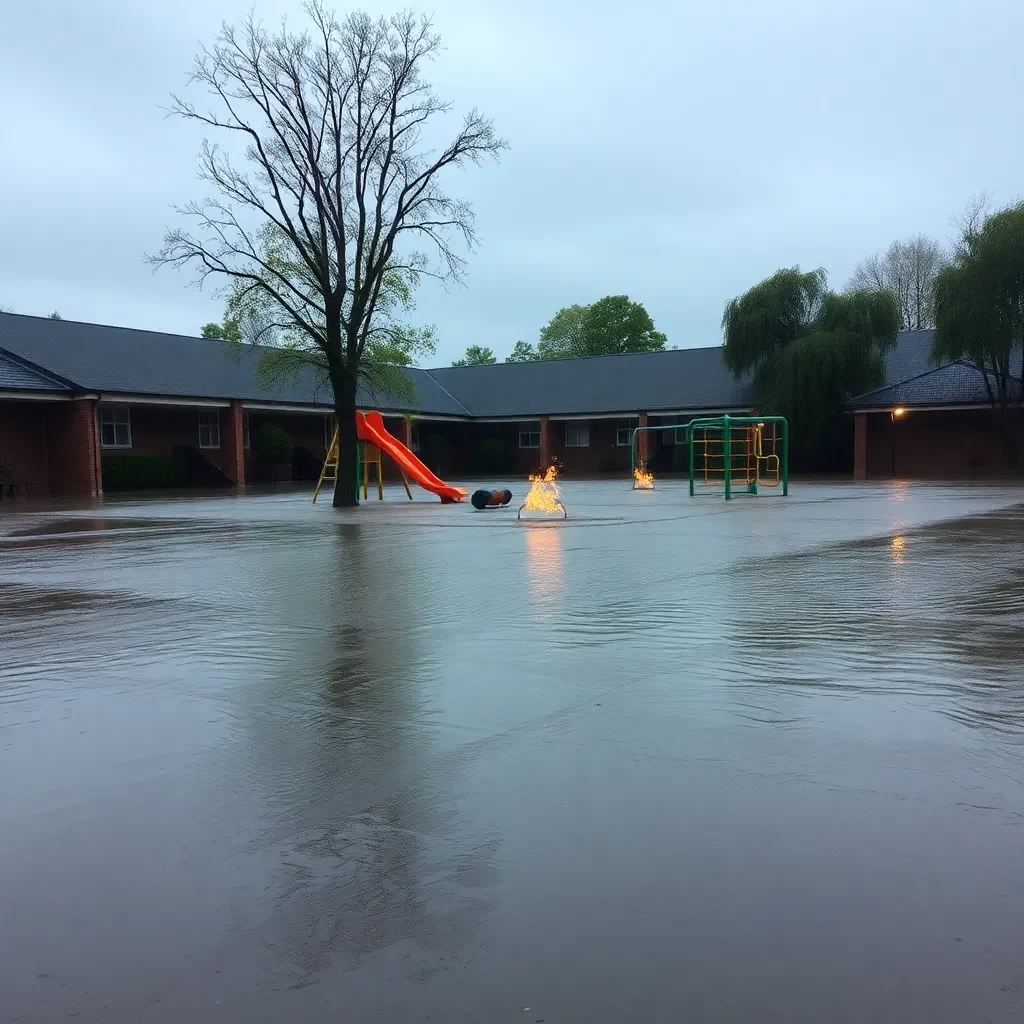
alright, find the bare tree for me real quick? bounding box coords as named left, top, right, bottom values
left=846, top=234, right=947, bottom=330
left=150, top=3, right=505, bottom=506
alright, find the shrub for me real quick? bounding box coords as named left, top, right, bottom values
left=475, top=437, right=516, bottom=474
left=102, top=454, right=187, bottom=491
left=597, top=450, right=625, bottom=473
left=253, top=423, right=294, bottom=464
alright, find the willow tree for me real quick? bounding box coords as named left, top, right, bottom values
left=722, top=268, right=900, bottom=467
left=151, top=4, right=504, bottom=505
left=933, top=202, right=1024, bottom=467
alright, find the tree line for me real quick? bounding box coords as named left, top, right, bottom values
left=451, top=294, right=668, bottom=365
left=724, top=199, right=1024, bottom=469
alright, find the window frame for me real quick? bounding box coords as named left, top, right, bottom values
left=99, top=405, right=132, bottom=449
left=198, top=409, right=221, bottom=450
left=564, top=420, right=590, bottom=448
left=616, top=417, right=639, bottom=447
left=518, top=424, right=541, bottom=449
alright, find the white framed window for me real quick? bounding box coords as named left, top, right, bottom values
left=661, top=425, right=688, bottom=445
left=243, top=412, right=250, bottom=450
left=565, top=420, right=589, bottom=447
left=99, top=405, right=132, bottom=448
left=198, top=409, right=221, bottom=449
left=518, top=423, right=540, bottom=449
left=616, top=417, right=639, bottom=446
left=410, top=422, right=421, bottom=452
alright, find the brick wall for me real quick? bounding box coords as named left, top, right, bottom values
left=0, top=399, right=50, bottom=496
left=550, top=418, right=631, bottom=476
left=865, top=408, right=1017, bottom=477
left=47, top=399, right=100, bottom=496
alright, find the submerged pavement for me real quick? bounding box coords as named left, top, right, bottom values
left=2, top=480, right=1024, bottom=1022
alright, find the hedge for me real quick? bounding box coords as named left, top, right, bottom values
left=102, top=454, right=187, bottom=491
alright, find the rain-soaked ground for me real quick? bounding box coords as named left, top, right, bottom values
left=3, top=479, right=1024, bottom=1023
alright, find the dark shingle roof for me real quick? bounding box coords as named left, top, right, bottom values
left=880, top=329, right=937, bottom=385
left=0, top=312, right=466, bottom=416
left=851, top=360, right=1022, bottom=409
left=429, top=346, right=756, bottom=417
left=3, top=313, right=990, bottom=419
left=0, top=349, right=71, bottom=392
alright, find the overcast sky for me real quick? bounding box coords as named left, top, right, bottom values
left=2, top=0, right=1022, bottom=364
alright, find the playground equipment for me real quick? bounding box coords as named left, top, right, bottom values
left=313, top=411, right=468, bottom=504
left=689, top=415, right=787, bottom=498
left=630, top=415, right=788, bottom=500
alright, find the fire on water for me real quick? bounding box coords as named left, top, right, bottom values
left=522, top=465, right=563, bottom=513
left=633, top=463, right=655, bottom=489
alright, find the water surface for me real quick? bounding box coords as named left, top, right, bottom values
left=2, top=481, right=1024, bottom=1022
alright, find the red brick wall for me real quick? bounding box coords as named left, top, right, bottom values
left=0, top=400, right=50, bottom=496
left=865, top=408, right=1016, bottom=477
left=854, top=412, right=867, bottom=480
left=47, top=399, right=100, bottom=497
left=550, top=418, right=630, bottom=476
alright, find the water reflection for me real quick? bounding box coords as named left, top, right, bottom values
left=890, top=535, right=906, bottom=565
left=524, top=524, right=564, bottom=613
left=721, top=510, right=1024, bottom=732
left=230, top=524, right=502, bottom=984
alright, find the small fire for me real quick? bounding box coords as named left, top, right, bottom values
left=522, top=465, right=563, bottom=513
left=633, top=462, right=655, bottom=489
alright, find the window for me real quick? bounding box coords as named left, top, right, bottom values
left=198, top=409, right=221, bottom=449
left=661, top=424, right=688, bottom=445
left=518, top=423, right=540, bottom=449
left=243, top=412, right=250, bottom=450
left=616, top=417, right=639, bottom=447
left=410, top=422, right=421, bottom=452
left=565, top=420, right=589, bottom=447
left=99, top=405, right=131, bottom=448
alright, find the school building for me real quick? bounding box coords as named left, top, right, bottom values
left=0, top=313, right=1018, bottom=498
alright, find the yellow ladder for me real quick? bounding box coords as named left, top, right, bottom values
left=312, top=425, right=414, bottom=503
left=312, top=425, right=339, bottom=503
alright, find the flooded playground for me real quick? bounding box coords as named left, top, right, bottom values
left=3, top=480, right=1024, bottom=1023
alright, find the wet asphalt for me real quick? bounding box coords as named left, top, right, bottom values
left=2, top=479, right=1024, bottom=1023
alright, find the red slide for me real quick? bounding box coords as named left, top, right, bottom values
left=355, top=411, right=468, bottom=503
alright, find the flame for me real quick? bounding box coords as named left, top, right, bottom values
left=522, top=465, right=562, bottom=513
left=633, top=462, right=655, bottom=489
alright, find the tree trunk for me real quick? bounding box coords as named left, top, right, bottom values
left=332, top=374, right=360, bottom=507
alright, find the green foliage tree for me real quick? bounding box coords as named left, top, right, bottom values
left=722, top=267, right=900, bottom=468
left=933, top=201, right=1024, bottom=467
left=201, top=319, right=241, bottom=343
left=505, top=339, right=537, bottom=362
left=48, top=310, right=62, bottom=320
left=452, top=344, right=496, bottom=366
left=151, top=4, right=504, bottom=506
left=537, top=295, right=666, bottom=359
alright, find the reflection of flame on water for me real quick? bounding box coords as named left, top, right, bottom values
left=633, top=462, right=655, bottom=489
left=525, top=522, right=564, bottom=606
left=890, top=535, right=906, bottom=566
left=522, top=465, right=564, bottom=514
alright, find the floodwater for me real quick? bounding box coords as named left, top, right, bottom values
left=3, top=480, right=1024, bottom=1023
